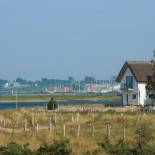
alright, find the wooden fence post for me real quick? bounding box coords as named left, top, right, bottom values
left=123, top=127, right=126, bottom=140
left=0, top=120, right=3, bottom=127
left=24, top=119, right=27, bottom=132
left=77, top=124, right=80, bottom=137
left=54, top=113, right=57, bottom=125
left=72, top=114, right=74, bottom=123
left=107, top=124, right=110, bottom=139
left=0, top=120, right=2, bottom=127
left=76, top=113, right=79, bottom=122
left=63, top=124, right=66, bottom=137
left=49, top=117, right=52, bottom=132
left=92, top=113, right=95, bottom=121
left=36, top=123, right=39, bottom=132
left=92, top=125, right=95, bottom=138
left=32, top=113, right=35, bottom=127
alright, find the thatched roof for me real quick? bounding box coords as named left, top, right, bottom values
left=116, top=61, right=154, bottom=82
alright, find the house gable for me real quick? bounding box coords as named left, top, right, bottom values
left=121, top=67, right=138, bottom=90
left=116, top=61, right=153, bottom=83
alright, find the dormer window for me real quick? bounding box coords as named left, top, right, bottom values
left=126, top=76, right=133, bottom=89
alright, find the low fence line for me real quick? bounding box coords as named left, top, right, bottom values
left=0, top=121, right=150, bottom=141
left=34, top=107, right=139, bottom=113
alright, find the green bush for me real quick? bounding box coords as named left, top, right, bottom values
left=38, top=138, right=72, bottom=155
left=99, top=138, right=135, bottom=155
left=47, top=97, right=58, bottom=110
left=98, top=138, right=114, bottom=154
left=0, top=142, right=35, bottom=155
left=0, top=138, right=72, bottom=155
left=133, top=145, right=155, bottom=155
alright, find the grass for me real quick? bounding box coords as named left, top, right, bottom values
left=0, top=93, right=121, bottom=102
left=0, top=106, right=154, bottom=154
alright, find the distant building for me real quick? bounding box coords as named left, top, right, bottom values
left=116, top=61, right=153, bottom=106
left=64, top=86, right=72, bottom=93
left=52, top=86, right=61, bottom=92
left=84, top=84, right=97, bottom=92
left=3, top=82, right=10, bottom=88
left=3, top=82, right=20, bottom=89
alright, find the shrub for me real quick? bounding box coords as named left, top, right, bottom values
left=47, top=97, right=58, bottom=110
left=0, top=142, right=35, bottom=155
left=0, top=139, right=72, bottom=155
left=38, top=138, right=72, bottom=155
left=98, top=138, right=114, bottom=154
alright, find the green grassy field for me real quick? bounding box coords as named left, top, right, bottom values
left=0, top=93, right=121, bottom=102
left=0, top=107, right=154, bottom=155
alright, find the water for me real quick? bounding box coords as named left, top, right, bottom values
left=0, top=99, right=121, bottom=110
left=0, top=102, right=47, bottom=109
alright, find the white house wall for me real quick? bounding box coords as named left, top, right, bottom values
left=138, top=83, right=146, bottom=106
left=121, top=67, right=139, bottom=105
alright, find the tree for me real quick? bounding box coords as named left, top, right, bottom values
left=146, top=51, right=155, bottom=105
left=68, top=76, right=74, bottom=83
left=16, top=78, right=27, bottom=85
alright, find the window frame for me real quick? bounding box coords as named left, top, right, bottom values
left=126, top=76, right=133, bottom=89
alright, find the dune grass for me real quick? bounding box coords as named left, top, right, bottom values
left=0, top=107, right=154, bottom=154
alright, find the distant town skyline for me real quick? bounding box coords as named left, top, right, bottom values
left=0, top=0, right=154, bottom=80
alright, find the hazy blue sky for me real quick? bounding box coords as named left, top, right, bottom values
left=0, top=0, right=155, bottom=80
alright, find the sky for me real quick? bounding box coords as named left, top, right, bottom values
left=0, top=0, right=155, bottom=81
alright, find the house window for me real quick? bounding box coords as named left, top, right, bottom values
left=132, top=94, right=136, bottom=99
left=126, top=76, right=133, bottom=89
left=149, top=94, right=154, bottom=99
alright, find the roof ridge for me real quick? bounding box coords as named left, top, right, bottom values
left=126, top=60, right=152, bottom=64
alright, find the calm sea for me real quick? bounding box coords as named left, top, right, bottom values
left=0, top=99, right=121, bottom=109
